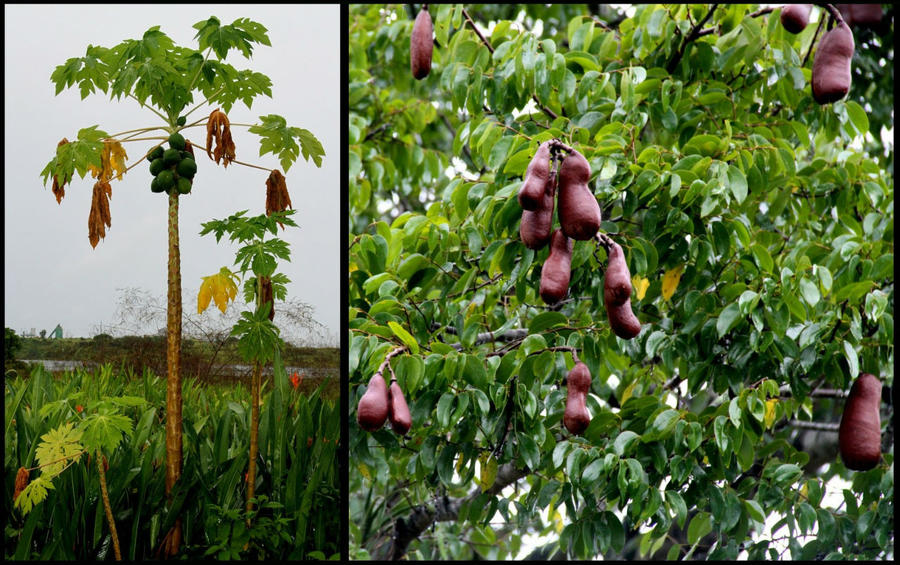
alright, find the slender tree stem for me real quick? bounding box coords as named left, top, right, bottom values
left=97, top=452, right=122, bottom=561
left=247, top=360, right=261, bottom=523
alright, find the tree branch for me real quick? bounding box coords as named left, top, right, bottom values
left=373, top=461, right=531, bottom=560
left=788, top=420, right=841, bottom=432
left=431, top=323, right=529, bottom=349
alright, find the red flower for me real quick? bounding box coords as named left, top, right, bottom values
left=244, top=471, right=249, bottom=483
left=75, top=405, right=83, bottom=413
left=289, top=371, right=302, bottom=390
left=307, top=436, right=313, bottom=447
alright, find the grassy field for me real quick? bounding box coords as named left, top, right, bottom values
left=10, top=337, right=339, bottom=400
left=5, top=362, right=339, bottom=559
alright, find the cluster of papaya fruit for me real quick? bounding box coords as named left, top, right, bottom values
left=147, top=128, right=197, bottom=196
left=518, top=140, right=640, bottom=340
left=779, top=4, right=885, bottom=104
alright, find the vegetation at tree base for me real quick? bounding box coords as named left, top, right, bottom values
left=4, top=364, right=339, bottom=560
left=349, top=4, right=893, bottom=561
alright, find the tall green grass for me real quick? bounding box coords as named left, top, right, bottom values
left=4, top=357, right=339, bottom=560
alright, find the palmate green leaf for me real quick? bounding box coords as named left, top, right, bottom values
left=14, top=475, right=55, bottom=515
left=50, top=44, right=112, bottom=98
left=193, top=16, right=271, bottom=61
left=40, top=126, right=107, bottom=189
left=208, top=66, right=273, bottom=112
left=78, top=408, right=133, bottom=454
left=250, top=114, right=325, bottom=172
left=232, top=308, right=282, bottom=364
left=35, top=421, right=84, bottom=478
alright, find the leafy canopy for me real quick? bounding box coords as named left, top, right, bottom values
left=349, top=4, right=893, bottom=562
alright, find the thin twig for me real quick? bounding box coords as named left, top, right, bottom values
left=462, top=8, right=493, bottom=54
left=667, top=4, right=719, bottom=73
left=749, top=6, right=775, bottom=18
left=802, top=14, right=826, bottom=67
left=462, top=8, right=559, bottom=120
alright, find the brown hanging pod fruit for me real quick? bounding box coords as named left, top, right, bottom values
left=780, top=4, right=812, bottom=33
left=838, top=372, right=882, bottom=471
left=357, top=373, right=390, bottom=431
left=519, top=171, right=556, bottom=250
left=539, top=228, right=573, bottom=305
left=603, top=241, right=632, bottom=307
left=388, top=379, right=412, bottom=435
left=517, top=141, right=553, bottom=211
left=410, top=7, right=433, bottom=79
left=811, top=21, right=854, bottom=104
left=557, top=149, right=601, bottom=240
left=563, top=361, right=592, bottom=435
left=607, top=298, right=641, bottom=340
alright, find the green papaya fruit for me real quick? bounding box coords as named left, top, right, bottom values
left=168, top=132, right=186, bottom=151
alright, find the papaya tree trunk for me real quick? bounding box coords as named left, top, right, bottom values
left=164, top=192, right=183, bottom=556
left=97, top=452, right=122, bottom=561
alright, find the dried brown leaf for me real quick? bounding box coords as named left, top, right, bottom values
left=265, top=169, right=291, bottom=229
left=88, top=180, right=112, bottom=248
left=206, top=109, right=236, bottom=167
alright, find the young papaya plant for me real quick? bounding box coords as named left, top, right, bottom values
left=197, top=208, right=296, bottom=525
left=14, top=376, right=148, bottom=562
left=39, top=17, right=324, bottom=557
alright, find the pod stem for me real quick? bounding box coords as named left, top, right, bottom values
left=815, top=3, right=846, bottom=27
left=376, top=346, right=407, bottom=378
left=548, top=139, right=575, bottom=155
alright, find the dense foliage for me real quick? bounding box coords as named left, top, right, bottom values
left=5, top=363, right=339, bottom=560
left=349, top=4, right=893, bottom=560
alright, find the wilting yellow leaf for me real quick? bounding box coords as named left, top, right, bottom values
left=479, top=453, right=498, bottom=493
left=198, top=267, right=239, bottom=314
left=551, top=508, right=564, bottom=534
left=620, top=379, right=637, bottom=405
left=88, top=140, right=128, bottom=182
left=661, top=265, right=684, bottom=301
left=632, top=275, right=650, bottom=300
left=764, top=398, right=778, bottom=429
left=108, top=141, right=128, bottom=180
left=197, top=283, right=212, bottom=314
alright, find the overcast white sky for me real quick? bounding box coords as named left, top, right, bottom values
left=4, top=4, right=340, bottom=344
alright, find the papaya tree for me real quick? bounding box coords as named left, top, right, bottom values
left=41, top=16, right=324, bottom=556
left=349, top=4, right=893, bottom=560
